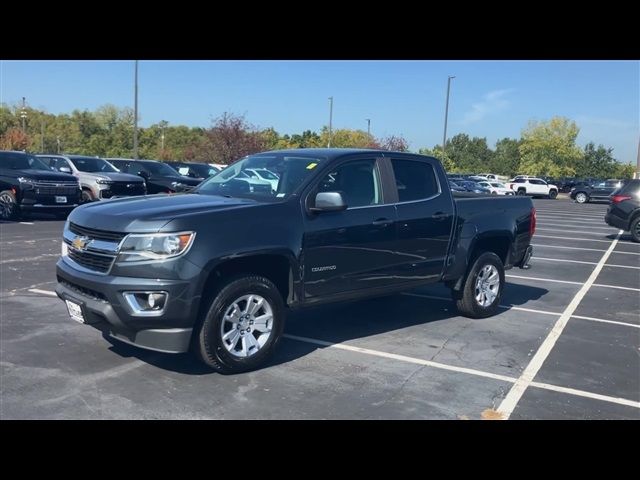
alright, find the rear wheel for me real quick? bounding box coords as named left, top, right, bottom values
left=630, top=217, right=640, bottom=243
left=575, top=192, right=589, bottom=203
left=454, top=252, right=505, bottom=318
left=548, top=189, right=558, bottom=199
left=194, top=274, right=286, bottom=373
left=0, top=190, right=20, bottom=221
left=517, top=189, right=526, bottom=196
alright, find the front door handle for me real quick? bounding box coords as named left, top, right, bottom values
left=372, top=218, right=393, bottom=227
left=432, top=212, right=448, bottom=221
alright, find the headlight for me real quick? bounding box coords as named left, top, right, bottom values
left=96, top=179, right=114, bottom=185
left=116, top=232, right=195, bottom=263
left=17, top=177, right=36, bottom=189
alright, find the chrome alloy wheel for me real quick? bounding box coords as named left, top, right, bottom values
left=219, top=294, right=274, bottom=358
left=474, top=264, right=500, bottom=307
left=0, top=192, right=16, bottom=220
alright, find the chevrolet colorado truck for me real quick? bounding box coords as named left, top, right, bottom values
left=55, top=149, right=535, bottom=373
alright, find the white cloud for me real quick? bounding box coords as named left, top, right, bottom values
left=460, top=89, right=514, bottom=125
left=575, top=115, right=636, bottom=130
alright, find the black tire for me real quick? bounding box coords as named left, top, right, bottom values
left=0, top=190, right=20, bottom=221
left=630, top=216, right=640, bottom=243
left=517, top=189, right=527, bottom=196
left=454, top=252, right=505, bottom=319
left=194, top=274, right=286, bottom=373
left=575, top=192, right=589, bottom=204
left=81, top=189, right=94, bottom=203
left=548, top=189, right=558, bottom=199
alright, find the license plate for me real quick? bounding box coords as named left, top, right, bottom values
left=65, top=300, right=85, bottom=323
left=55, top=196, right=67, bottom=204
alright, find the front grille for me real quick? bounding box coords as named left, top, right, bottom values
left=57, top=277, right=107, bottom=301
left=101, top=182, right=146, bottom=198
left=35, top=181, right=79, bottom=196
left=67, top=248, right=115, bottom=273
left=69, top=223, right=126, bottom=242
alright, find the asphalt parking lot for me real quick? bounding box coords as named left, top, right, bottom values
left=1, top=198, right=639, bottom=419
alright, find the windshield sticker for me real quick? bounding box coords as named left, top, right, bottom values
left=306, top=162, right=318, bottom=170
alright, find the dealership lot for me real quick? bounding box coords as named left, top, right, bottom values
left=1, top=199, right=638, bottom=419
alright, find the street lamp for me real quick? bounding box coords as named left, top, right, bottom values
left=366, top=118, right=371, bottom=136
left=327, top=96, right=333, bottom=148
left=20, top=97, right=27, bottom=134
left=133, top=60, right=139, bottom=160
left=442, top=75, right=455, bottom=155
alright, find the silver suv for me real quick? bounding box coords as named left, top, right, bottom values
left=38, top=155, right=146, bottom=203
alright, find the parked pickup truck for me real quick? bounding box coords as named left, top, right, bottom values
left=55, top=149, right=535, bottom=373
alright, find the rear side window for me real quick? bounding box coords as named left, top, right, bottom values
left=391, top=159, right=439, bottom=202
left=512, top=178, right=525, bottom=183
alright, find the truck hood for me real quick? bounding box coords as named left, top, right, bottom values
left=84, top=172, right=145, bottom=183
left=10, top=169, right=78, bottom=182
left=68, top=193, right=260, bottom=233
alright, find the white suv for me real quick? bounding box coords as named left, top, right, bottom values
left=508, top=177, right=558, bottom=199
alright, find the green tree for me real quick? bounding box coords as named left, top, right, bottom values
left=491, top=138, right=521, bottom=176
left=418, top=145, right=456, bottom=172
left=444, top=134, right=493, bottom=173
left=518, top=117, right=582, bottom=177
left=575, top=142, right=620, bottom=179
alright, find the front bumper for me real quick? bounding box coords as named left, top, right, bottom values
left=55, top=258, right=199, bottom=353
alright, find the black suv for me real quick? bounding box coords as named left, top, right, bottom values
left=0, top=150, right=81, bottom=220
left=105, top=159, right=202, bottom=194
left=605, top=179, right=640, bottom=242
left=165, top=161, right=219, bottom=181
left=570, top=179, right=623, bottom=204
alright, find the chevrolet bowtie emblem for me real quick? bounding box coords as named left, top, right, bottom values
left=71, top=236, right=90, bottom=251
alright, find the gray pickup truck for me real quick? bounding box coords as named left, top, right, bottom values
left=38, top=155, right=146, bottom=203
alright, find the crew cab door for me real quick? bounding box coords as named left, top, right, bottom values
left=528, top=179, right=548, bottom=194
left=302, top=156, right=398, bottom=299
left=386, top=156, right=455, bottom=282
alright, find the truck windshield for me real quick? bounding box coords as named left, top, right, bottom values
left=196, top=154, right=325, bottom=201
left=71, top=157, right=119, bottom=173
left=0, top=153, right=51, bottom=171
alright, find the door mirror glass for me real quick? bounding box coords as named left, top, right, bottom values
left=311, top=191, right=347, bottom=212
left=59, top=166, right=72, bottom=174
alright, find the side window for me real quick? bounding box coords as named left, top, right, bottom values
left=391, top=159, right=439, bottom=202
left=131, top=162, right=147, bottom=175
left=55, top=158, right=71, bottom=171
left=317, top=159, right=381, bottom=208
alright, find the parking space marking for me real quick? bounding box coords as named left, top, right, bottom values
left=536, top=227, right=617, bottom=236
left=506, top=274, right=640, bottom=292
left=18, top=222, right=34, bottom=225
left=528, top=381, right=640, bottom=409
left=27, top=289, right=58, bottom=297
left=496, top=230, right=623, bottom=419
left=533, top=244, right=640, bottom=255
left=537, top=222, right=618, bottom=230
left=536, top=212, right=605, bottom=218
left=534, top=235, right=621, bottom=244
left=532, top=256, right=640, bottom=270
left=1, top=254, right=61, bottom=265
left=571, top=315, right=640, bottom=329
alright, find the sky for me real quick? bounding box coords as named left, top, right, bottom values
left=1, top=60, right=638, bottom=162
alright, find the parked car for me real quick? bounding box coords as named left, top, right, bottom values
left=164, top=161, right=220, bottom=181
left=605, top=179, right=640, bottom=242
left=449, top=181, right=467, bottom=192
left=105, top=158, right=202, bottom=194
left=457, top=180, right=492, bottom=194
left=0, top=150, right=81, bottom=220
left=212, top=166, right=274, bottom=194
left=507, top=178, right=558, bottom=199
left=38, top=154, right=146, bottom=203
left=477, top=173, right=498, bottom=180
left=570, top=179, right=626, bottom=204
left=55, top=148, right=535, bottom=373
left=245, top=168, right=280, bottom=192
left=209, top=163, right=227, bottom=171
left=476, top=181, right=515, bottom=195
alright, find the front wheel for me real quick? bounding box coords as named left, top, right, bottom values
left=454, top=252, right=505, bottom=318
left=630, top=217, right=640, bottom=243
left=0, top=190, right=20, bottom=221
left=194, top=275, right=286, bottom=373
left=81, top=190, right=95, bottom=203
left=575, top=192, right=589, bottom=204
left=548, top=189, right=558, bottom=199
left=517, top=189, right=527, bottom=196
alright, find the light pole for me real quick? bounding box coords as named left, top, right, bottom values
left=133, top=60, right=139, bottom=160
left=56, top=136, right=61, bottom=154
left=20, top=97, right=27, bottom=134
left=442, top=75, right=455, bottom=155
left=41, top=121, right=45, bottom=152
left=366, top=118, right=371, bottom=136
left=327, top=96, right=333, bottom=148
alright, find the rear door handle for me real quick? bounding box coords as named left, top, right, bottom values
left=432, top=212, right=448, bottom=221
left=372, top=218, right=394, bottom=227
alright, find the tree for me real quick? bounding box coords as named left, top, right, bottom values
left=491, top=138, right=521, bottom=176
left=444, top=134, right=494, bottom=173
left=319, top=127, right=375, bottom=148
left=379, top=135, right=409, bottom=152
left=575, top=142, right=619, bottom=179
left=0, top=127, right=30, bottom=150
left=195, top=112, right=266, bottom=164
left=518, top=117, right=582, bottom=177
left=418, top=145, right=456, bottom=172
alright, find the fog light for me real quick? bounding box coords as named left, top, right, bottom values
left=123, top=291, right=168, bottom=316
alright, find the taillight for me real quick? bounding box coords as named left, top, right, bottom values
left=611, top=195, right=631, bottom=204
left=530, top=207, right=536, bottom=237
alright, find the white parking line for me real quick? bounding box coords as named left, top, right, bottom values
left=535, top=227, right=617, bottom=236
left=537, top=222, right=618, bottom=230
left=532, top=256, right=640, bottom=270
left=571, top=315, right=640, bottom=329
left=534, top=235, right=616, bottom=244
left=528, top=381, right=640, bottom=409
left=533, top=244, right=640, bottom=255
left=507, top=274, right=640, bottom=292
left=496, top=230, right=623, bottom=419
left=19, top=222, right=34, bottom=225
left=27, top=288, right=58, bottom=297
left=536, top=213, right=606, bottom=219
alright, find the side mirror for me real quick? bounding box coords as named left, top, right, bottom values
left=138, top=171, right=150, bottom=180
left=59, top=166, right=72, bottom=174
left=310, top=191, right=347, bottom=213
